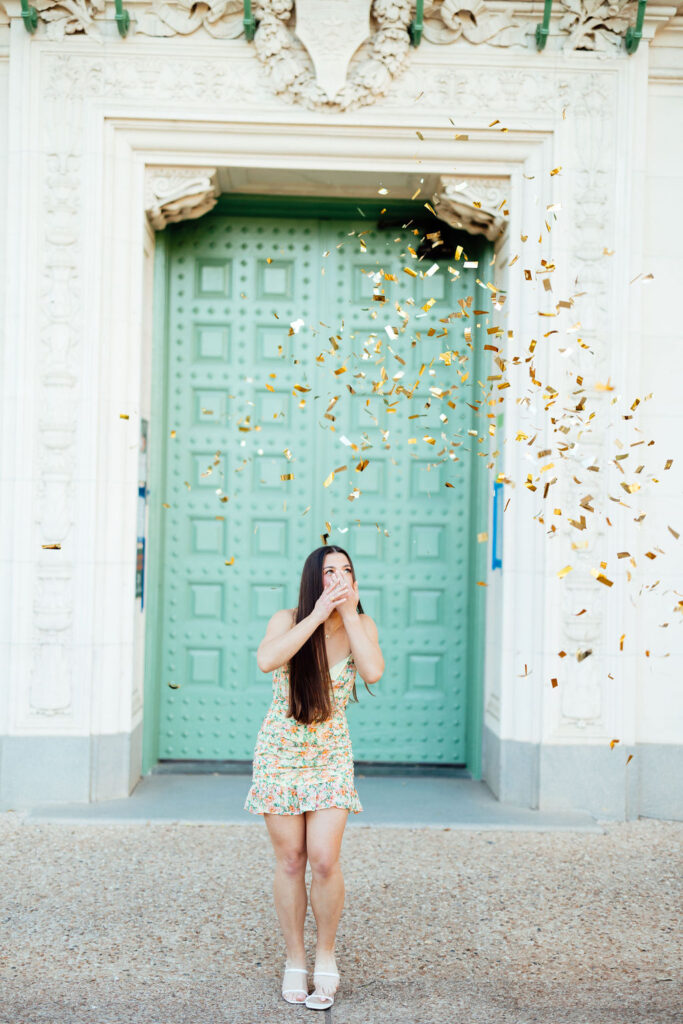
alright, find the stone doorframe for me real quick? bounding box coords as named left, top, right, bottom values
left=1, top=33, right=643, bottom=810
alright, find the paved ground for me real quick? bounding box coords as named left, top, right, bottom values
left=0, top=809, right=680, bottom=1024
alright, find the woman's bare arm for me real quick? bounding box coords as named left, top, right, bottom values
left=256, top=607, right=322, bottom=674
left=342, top=610, right=384, bottom=684
left=256, top=577, right=351, bottom=673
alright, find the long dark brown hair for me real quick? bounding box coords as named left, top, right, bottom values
left=287, top=545, right=375, bottom=725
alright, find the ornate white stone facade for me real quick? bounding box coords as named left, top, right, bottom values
left=0, top=0, right=681, bottom=816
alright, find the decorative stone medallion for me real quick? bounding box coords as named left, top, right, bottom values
left=293, top=0, right=373, bottom=102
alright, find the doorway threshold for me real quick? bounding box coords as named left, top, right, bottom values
left=14, top=772, right=601, bottom=832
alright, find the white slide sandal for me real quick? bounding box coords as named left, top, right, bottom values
left=282, top=964, right=309, bottom=1004
left=305, top=969, right=340, bottom=1010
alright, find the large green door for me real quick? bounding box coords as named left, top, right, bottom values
left=149, top=198, right=487, bottom=767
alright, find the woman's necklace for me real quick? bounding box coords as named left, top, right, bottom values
left=325, top=617, right=344, bottom=640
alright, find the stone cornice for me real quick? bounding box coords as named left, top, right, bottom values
left=1, top=1, right=679, bottom=40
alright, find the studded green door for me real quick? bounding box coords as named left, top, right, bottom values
left=148, top=197, right=488, bottom=768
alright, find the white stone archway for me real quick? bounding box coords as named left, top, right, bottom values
left=0, top=26, right=648, bottom=815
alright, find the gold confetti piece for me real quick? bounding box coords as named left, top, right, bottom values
left=557, top=565, right=573, bottom=579
left=551, top=678, right=558, bottom=688
left=476, top=581, right=488, bottom=587
left=664, top=458, right=673, bottom=470
left=323, top=471, right=335, bottom=487
left=119, top=413, right=129, bottom=420
left=609, top=738, right=620, bottom=749
left=416, top=130, right=424, bottom=140
left=477, top=532, right=488, bottom=543
left=162, top=502, right=170, bottom=509
left=280, top=473, right=294, bottom=481
left=550, top=166, right=562, bottom=176
left=596, top=574, right=614, bottom=587
left=558, top=650, right=567, bottom=658
left=626, top=754, right=633, bottom=765
left=170, top=430, right=176, bottom=438
left=411, top=187, right=421, bottom=200
left=42, top=543, right=61, bottom=550
left=489, top=119, right=500, bottom=127
left=225, top=556, right=235, bottom=566
left=645, top=551, right=656, bottom=559
left=668, top=525, right=679, bottom=539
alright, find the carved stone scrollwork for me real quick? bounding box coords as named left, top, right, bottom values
left=136, top=0, right=246, bottom=39
left=558, top=0, right=638, bottom=53
left=432, top=175, right=509, bottom=241
left=423, top=0, right=527, bottom=47
left=32, top=0, right=105, bottom=41
left=144, top=166, right=219, bottom=230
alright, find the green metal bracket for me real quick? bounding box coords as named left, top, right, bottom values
left=409, top=0, right=423, bottom=46
left=20, top=0, right=38, bottom=33
left=535, top=0, right=553, bottom=50
left=244, top=0, right=256, bottom=41
left=114, top=0, right=130, bottom=37
left=625, top=0, right=647, bottom=54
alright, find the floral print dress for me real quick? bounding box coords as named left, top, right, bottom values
left=244, top=653, right=363, bottom=816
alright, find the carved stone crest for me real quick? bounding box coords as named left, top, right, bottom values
left=252, top=0, right=414, bottom=111
left=294, top=0, right=373, bottom=102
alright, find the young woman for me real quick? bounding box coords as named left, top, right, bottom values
left=244, top=545, right=384, bottom=1009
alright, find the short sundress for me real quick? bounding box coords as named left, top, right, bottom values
left=243, top=652, right=363, bottom=815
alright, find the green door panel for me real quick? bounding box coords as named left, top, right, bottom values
left=150, top=206, right=486, bottom=766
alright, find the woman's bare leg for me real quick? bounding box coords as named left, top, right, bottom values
left=305, top=807, right=349, bottom=1002
left=263, top=811, right=309, bottom=1001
